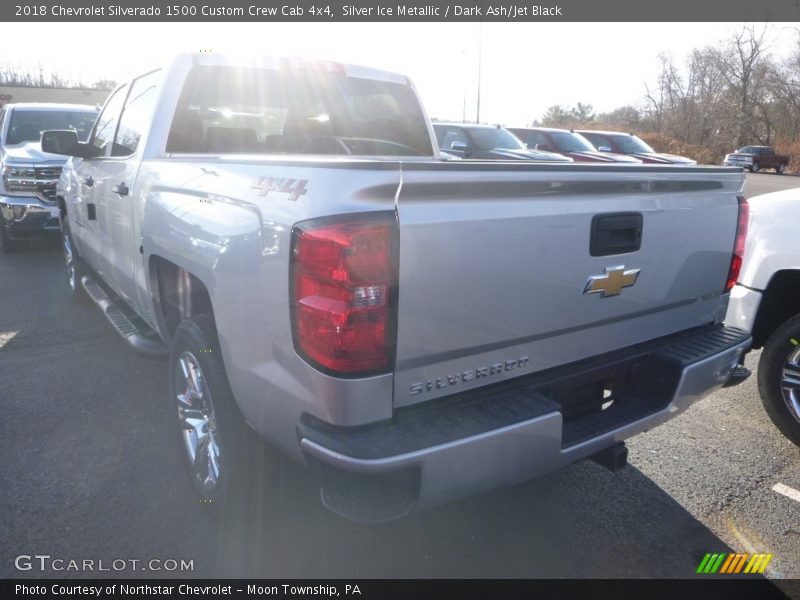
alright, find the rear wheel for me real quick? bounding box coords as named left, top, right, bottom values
left=758, top=314, right=800, bottom=446
left=169, top=315, right=266, bottom=515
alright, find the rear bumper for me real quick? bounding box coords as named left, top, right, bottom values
left=299, top=325, right=751, bottom=522
left=0, top=195, right=61, bottom=239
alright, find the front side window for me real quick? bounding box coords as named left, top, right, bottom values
left=91, top=86, right=128, bottom=155
left=112, top=71, right=161, bottom=157
left=167, top=66, right=432, bottom=156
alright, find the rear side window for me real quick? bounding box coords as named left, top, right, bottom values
left=167, top=66, right=433, bottom=156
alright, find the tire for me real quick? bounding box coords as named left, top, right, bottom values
left=169, top=315, right=265, bottom=515
left=0, top=214, right=21, bottom=253
left=751, top=162, right=760, bottom=173
left=61, top=218, right=89, bottom=304
left=777, top=162, right=786, bottom=174
left=757, top=313, right=800, bottom=446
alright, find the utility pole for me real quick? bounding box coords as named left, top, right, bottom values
left=476, top=22, right=483, bottom=123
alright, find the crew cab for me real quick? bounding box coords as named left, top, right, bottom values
left=45, top=53, right=750, bottom=522
left=725, top=189, right=800, bottom=446
left=432, top=122, right=571, bottom=161
left=723, top=146, right=790, bottom=173
left=0, top=102, right=98, bottom=252
left=576, top=129, right=697, bottom=165
left=507, top=127, right=642, bottom=163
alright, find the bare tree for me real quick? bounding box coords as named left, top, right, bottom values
left=714, top=25, right=771, bottom=146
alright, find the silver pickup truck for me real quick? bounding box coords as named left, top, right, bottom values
left=0, top=103, right=98, bottom=252
left=44, top=53, right=751, bottom=522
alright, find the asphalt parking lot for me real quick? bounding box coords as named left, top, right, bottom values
left=1, top=173, right=799, bottom=588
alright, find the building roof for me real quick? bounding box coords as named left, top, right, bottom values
left=4, top=102, right=100, bottom=111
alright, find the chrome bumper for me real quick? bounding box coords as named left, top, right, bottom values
left=0, top=195, right=61, bottom=238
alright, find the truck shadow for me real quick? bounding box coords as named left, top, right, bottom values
left=0, top=245, right=776, bottom=583
left=204, top=453, right=742, bottom=579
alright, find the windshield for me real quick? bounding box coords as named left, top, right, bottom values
left=550, top=131, right=595, bottom=152
left=737, top=146, right=767, bottom=154
left=6, top=109, right=97, bottom=145
left=167, top=66, right=432, bottom=156
left=612, top=134, right=655, bottom=153
left=467, top=127, right=526, bottom=151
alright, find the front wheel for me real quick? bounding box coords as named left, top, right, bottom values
left=0, top=214, right=21, bottom=253
left=750, top=162, right=760, bottom=173
left=777, top=162, right=786, bottom=174
left=61, top=219, right=89, bottom=304
left=169, top=315, right=266, bottom=514
left=758, top=314, right=800, bottom=446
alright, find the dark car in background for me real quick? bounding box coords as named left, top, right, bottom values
left=432, top=122, right=572, bottom=162
left=508, top=127, right=642, bottom=163
left=723, top=145, right=790, bottom=173
left=0, top=102, right=99, bottom=252
left=575, top=129, right=696, bottom=165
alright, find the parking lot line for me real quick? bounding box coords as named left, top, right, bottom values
left=771, top=483, right=800, bottom=503
left=0, top=331, right=17, bottom=349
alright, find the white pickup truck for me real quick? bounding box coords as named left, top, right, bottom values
left=43, top=53, right=751, bottom=522
left=725, top=188, right=800, bottom=446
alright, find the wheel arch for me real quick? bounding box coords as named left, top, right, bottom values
left=148, top=255, right=216, bottom=344
left=752, top=269, right=800, bottom=349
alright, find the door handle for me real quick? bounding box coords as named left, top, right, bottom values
left=590, top=213, right=643, bottom=256
left=112, top=182, right=129, bottom=196
left=82, top=176, right=94, bottom=187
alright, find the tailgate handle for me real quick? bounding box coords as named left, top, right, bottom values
left=591, top=213, right=643, bottom=256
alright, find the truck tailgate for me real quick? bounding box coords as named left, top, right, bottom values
left=393, top=163, right=744, bottom=407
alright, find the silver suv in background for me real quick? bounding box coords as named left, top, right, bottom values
left=0, top=103, right=98, bottom=252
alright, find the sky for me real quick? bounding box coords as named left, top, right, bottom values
left=3, top=22, right=799, bottom=126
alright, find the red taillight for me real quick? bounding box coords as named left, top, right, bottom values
left=291, top=214, right=396, bottom=375
left=725, top=196, right=749, bottom=292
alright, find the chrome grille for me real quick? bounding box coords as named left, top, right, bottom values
left=35, top=166, right=62, bottom=180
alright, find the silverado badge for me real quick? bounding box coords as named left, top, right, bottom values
left=584, top=266, right=641, bottom=297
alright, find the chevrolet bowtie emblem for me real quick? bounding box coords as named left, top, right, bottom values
left=583, top=266, right=641, bottom=297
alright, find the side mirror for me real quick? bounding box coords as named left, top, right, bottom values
left=42, top=130, right=78, bottom=154
left=450, top=140, right=469, bottom=154
left=597, top=145, right=612, bottom=152
left=41, top=130, right=98, bottom=159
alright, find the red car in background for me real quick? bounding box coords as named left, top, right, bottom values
left=508, top=127, right=642, bottom=163
left=575, top=129, right=696, bottom=165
